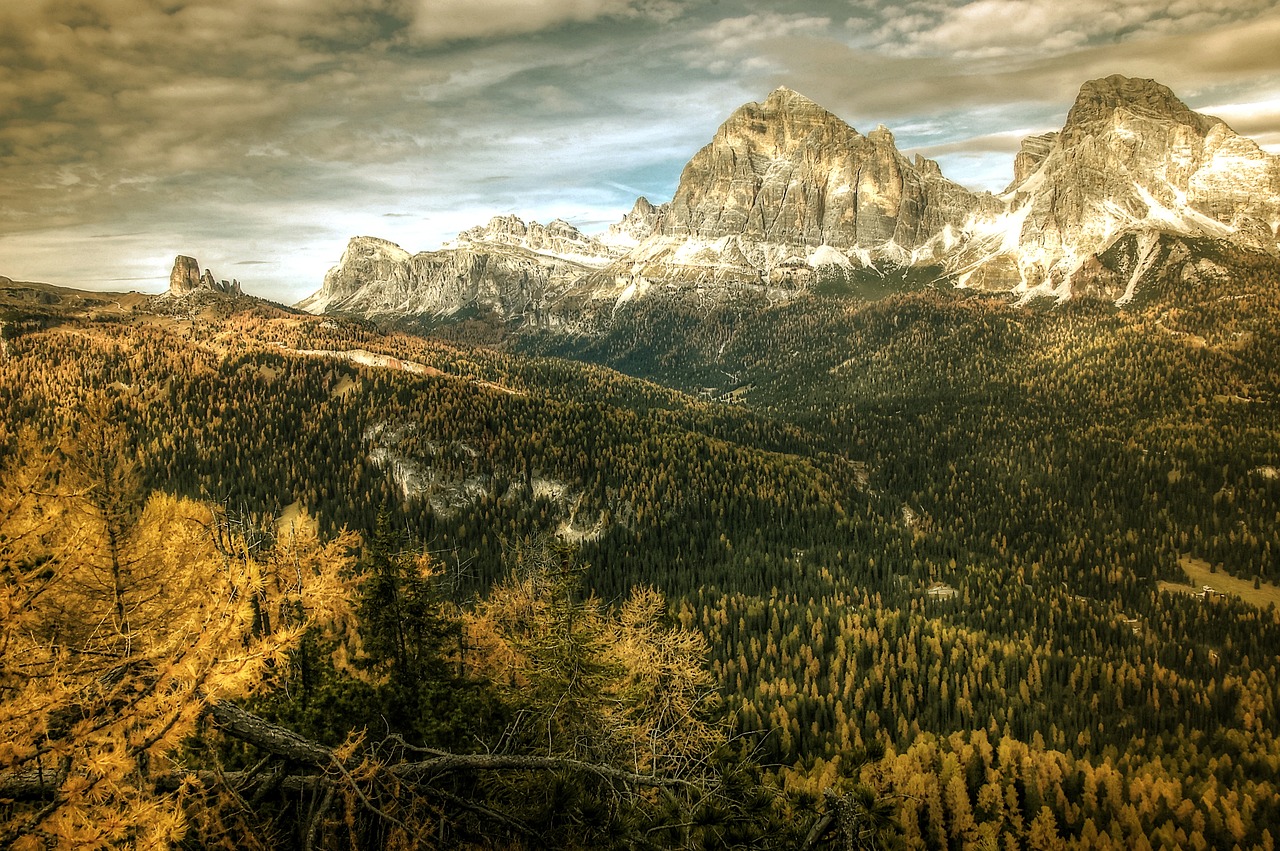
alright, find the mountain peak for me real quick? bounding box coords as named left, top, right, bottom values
left=650, top=79, right=994, bottom=273
left=302, top=72, right=1279, bottom=319
left=868, top=124, right=895, bottom=145
left=754, top=86, right=832, bottom=120
left=702, top=88, right=858, bottom=167
left=1064, top=74, right=1213, bottom=136
left=762, top=85, right=812, bottom=105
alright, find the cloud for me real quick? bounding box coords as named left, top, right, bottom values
left=738, top=6, right=1280, bottom=123
left=683, top=13, right=834, bottom=76
left=402, top=0, right=681, bottom=44
left=1197, top=95, right=1280, bottom=150
left=907, top=129, right=1047, bottom=158
left=1, top=0, right=1278, bottom=301
left=863, top=0, right=1280, bottom=58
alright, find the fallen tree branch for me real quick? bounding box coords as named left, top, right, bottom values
left=207, top=700, right=334, bottom=767
left=5, top=700, right=698, bottom=804
left=393, top=752, right=695, bottom=789
left=0, top=765, right=69, bottom=801
left=209, top=701, right=695, bottom=789
left=801, top=812, right=835, bottom=850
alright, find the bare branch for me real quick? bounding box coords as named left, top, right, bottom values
left=393, top=751, right=696, bottom=789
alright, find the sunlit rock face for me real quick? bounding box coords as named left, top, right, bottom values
left=168, top=255, right=241, bottom=297
left=585, top=87, right=997, bottom=296
left=953, top=75, right=1280, bottom=300
left=664, top=87, right=989, bottom=250
left=455, top=215, right=621, bottom=267
left=297, top=237, right=413, bottom=316
left=601, top=197, right=664, bottom=250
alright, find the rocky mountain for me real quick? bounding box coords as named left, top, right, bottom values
left=594, top=87, right=997, bottom=294
left=952, top=75, right=1280, bottom=299
left=600, top=197, right=664, bottom=250
left=167, top=255, right=242, bottom=297
left=300, top=75, right=1280, bottom=321
left=297, top=217, right=620, bottom=323
left=454, top=215, right=620, bottom=266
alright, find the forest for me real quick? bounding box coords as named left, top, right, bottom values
left=1, top=259, right=1279, bottom=848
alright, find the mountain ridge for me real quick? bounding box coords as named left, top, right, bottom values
left=300, top=74, right=1280, bottom=322
left=952, top=73, right=1280, bottom=300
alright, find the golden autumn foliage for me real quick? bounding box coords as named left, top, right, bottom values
left=466, top=542, right=724, bottom=777
left=0, top=439, right=355, bottom=848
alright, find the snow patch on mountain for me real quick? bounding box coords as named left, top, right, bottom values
left=808, top=245, right=853, bottom=268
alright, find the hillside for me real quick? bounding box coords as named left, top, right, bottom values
left=2, top=271, right=1279, bottom=846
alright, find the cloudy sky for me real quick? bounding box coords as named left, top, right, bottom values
left=3, top=0, right=1279, bottom=303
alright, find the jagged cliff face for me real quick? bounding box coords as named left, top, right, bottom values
left=168, top=255, right=242, bottom=297
left=297, top=238, right=413, bottom=315
left=954, top=75, right=1280, bottom=299
left=300, top=75, right=1280, bottom=319
left=590, top=87, right=997, bottom=294
left=665, top=87, right=990, bottom=251
left=601, top=197, right=664, bottom=249
left=455, top=215, right=621, bottom=265
left=299, top=218, right=618, bottom=322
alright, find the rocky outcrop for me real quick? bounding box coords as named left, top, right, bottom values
left=601, top=197, right=664, bottom=249
left=297, top=238, right=412, bottom=315
left=454, top=215, right=621, bottom=266
left=1007, top=133, right=1057, bottom=192
left=585, top=88, right=997, bottom=296
left=663, top=89, right=991, bottom=251
left=168, top=255, right=242, bottom=297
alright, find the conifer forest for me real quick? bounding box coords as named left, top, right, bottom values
left=2, top=267, right=1279, bottom=849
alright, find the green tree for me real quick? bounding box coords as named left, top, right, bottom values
left=353, top=511, right=485, bottom=747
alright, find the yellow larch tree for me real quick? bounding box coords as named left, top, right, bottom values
left=0, top=433, right=355, bottom=848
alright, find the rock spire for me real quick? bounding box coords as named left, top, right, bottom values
left=168, top=256, right=242, bottom=297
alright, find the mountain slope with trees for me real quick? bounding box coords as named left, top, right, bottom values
left=2, top=273, right=1279, bottom=847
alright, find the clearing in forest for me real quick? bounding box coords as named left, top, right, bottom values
left=1158, top=555, right=1280, bottom=609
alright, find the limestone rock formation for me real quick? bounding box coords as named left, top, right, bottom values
left=297, top=238, right=412, bottom=315
left=1007, top=133, right=1057, bottom=192
left=454, top=215, right=621, bottom=266
left=301, top=75, right=1280, bottom=321
left=665, top=89, right=989, bottom=251
left=589, top=87, right=997, bottom=295
left=299, top=219, right=615, bottom=323
left=168, top=255, right=242, bottom=297
left=601, top=197, right=664, bottom=249
left=954, top=74, right=1280, bottom=299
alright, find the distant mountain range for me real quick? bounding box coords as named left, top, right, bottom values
left=299, top=74, right=1280, bottom=324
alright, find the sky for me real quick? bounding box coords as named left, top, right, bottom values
left=2, top=0, right=1280, bottom=304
